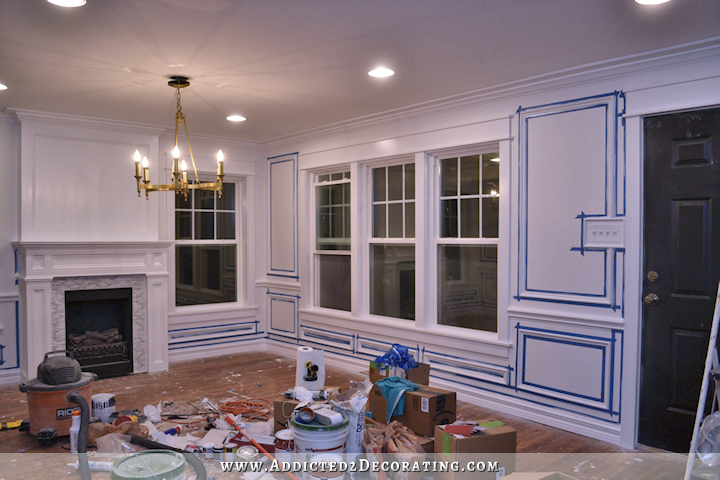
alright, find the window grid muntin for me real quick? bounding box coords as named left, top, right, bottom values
left=439, top=155, right=498, bottom=240
left=371, top=163, right=415, bottom=240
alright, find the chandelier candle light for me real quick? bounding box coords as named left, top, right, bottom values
left=134, top=76, right=224, bottom=200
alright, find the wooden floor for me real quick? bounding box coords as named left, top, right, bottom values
left=0, top=351, right=692, bottom=479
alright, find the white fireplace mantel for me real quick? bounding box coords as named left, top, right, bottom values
left=13, top=241, right=173, bottom=381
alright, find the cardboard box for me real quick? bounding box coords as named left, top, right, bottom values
left=369, top=361, right=431, bottom=385
left=503, top=474, right=577, bottom=480
left=434, top=420, right=517, bottom=480
left=274, top=396, right=300, bottom=432
left=369, top=384, right=456, bottom=436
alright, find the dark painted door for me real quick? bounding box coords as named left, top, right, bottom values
left=639, top=107, right=720, bottom=452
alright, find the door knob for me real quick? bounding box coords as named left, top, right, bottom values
left=644, top=293, right=659, bottom=305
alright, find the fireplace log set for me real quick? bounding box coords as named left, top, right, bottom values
left=67, top=328, right=127, bottom=361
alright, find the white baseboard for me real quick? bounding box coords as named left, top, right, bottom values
left=168, top=338, right=268, bottom=363
left=0, top=368, right=20, bottom=386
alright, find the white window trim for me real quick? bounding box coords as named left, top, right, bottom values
left=170, top=173, right=247, bottom=311
left=303, top=140, right=510, bottom=345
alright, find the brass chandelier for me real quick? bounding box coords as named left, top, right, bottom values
left=134, top=76, right=224, bottom=200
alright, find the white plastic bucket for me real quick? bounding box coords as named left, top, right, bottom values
left=91, top=393, right=116, bottom=423
left=291, top=412, right=348, bottom=465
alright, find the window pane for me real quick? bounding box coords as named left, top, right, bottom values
left=388, top=203, right=403, bottom=238
left=317, top=254, right=351, bottom=311
left=175, top=245, right=236, bottom=306
left=441, top=158, right=458, bottom=197
left=217, top=182, right=236, bottom=211
left=373, top=204, right=386, bottom=238
left=343, top=182, right=351, bottom=204
left=317, top=174, right=329, bottom=183
left=331, top=172, right=344, bottom=181
left=482, top=198, right=499, bottom=238
left=441, top=199, right=458, bottom=238
left=194, top=189, right=215, bottom=210
left=438, top=245, right=497, bottom=332
left=175, top=211, right=192, bottom=240
left=405, top=163, right=415, bottom=200
left=482, top=153, right=500, bottom=195
left=371, top=245, right=415, bottom=320
left=405, top=202, right=415, bottom=238
left=387, top=165, right=403, bottom=201
left=175, top=190, right=191, bottom=209
left=217, top=212, right=236, bottom=240
left=317, top=185, right=330, bottom=207
left=195, top=212, right=214, bottom=239
left=316, top=183, right=350, bottom=250
left=373, top=168, right=386, bottom=202
left=176, top=245, right=193, bottom=286
left=460, top=155, right=480, bottom=195
left=460, top=198, right=480, bottom=238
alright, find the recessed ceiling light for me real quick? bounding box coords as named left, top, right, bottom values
left=368, top=67, right=394, bottom=78
left=0, top=83, right=7, bottom=91
left=47, top=0, right=87, bottom=6
left=635, top=0, right=670, bottom=4
left=490, top=157, right=500, bottom=163
left=227, top=115, right=246, bottom=122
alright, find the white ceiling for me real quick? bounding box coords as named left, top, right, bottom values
left=1, top=0, right=718, bottom=142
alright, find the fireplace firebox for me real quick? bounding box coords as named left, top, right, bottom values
left=64, top=288, right=133, bottom=379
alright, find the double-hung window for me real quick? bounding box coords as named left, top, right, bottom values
left=175, top=181, right=237, bottom=306
left=370, top=163, right=415, bottom=320
left=437, top=153, right=499, bottom=331
left=314, top=172, right=351, bottom=311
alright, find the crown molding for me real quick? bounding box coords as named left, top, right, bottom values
left=265, top=38, right=720, bottom=150
left=8, top=109, right=168, bottom=137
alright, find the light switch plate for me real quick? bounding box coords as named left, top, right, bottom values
left=584, top=218, right=624, bottom=248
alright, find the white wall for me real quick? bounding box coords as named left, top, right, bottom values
left=263, top=44, right=720, bottom=447
left=0, top=115, right=19, bottom=382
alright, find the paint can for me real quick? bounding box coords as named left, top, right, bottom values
left=91, top=393, right=116, bottom=423
left=202, top=442, right=214, bottom=460
left=291, top=412, right=348, bottom=465
left=309, top=453, right=345, bottom=480
left=223, top=442, right=237, bottom=462
left=275, top=429, right=294, bottom=463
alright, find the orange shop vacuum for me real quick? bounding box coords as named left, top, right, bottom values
left=19, top=350, right=96, bottom=438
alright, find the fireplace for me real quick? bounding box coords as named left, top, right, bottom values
left=65, top=288, right=133, bottom=378
left=13, top=241, right=172, bottom=383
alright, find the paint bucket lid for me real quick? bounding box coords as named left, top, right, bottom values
left=110, top=450, right=186, bottom=480
left=275, top=429, right=293, bottom=440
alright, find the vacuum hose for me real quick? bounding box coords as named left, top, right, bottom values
left=67, top=391, right=91, bottom=480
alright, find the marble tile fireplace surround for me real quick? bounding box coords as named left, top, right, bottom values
left=13, top=242, right=173, bottom=382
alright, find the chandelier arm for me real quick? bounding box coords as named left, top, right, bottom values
left=183, top=117, right=201, bottom=184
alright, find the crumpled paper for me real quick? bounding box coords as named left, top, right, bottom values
left=143, top=401, right=162, bottom=423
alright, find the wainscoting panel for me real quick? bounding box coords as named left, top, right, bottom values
left=516, top=93, right=624, bottom=310
left=299, top=325, right=354, bottom=351
left=268, top=153, right=298, bottom=279
left=268, top=291, right=298, bottom=338
left=515, top=324, right=622, bottom=416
